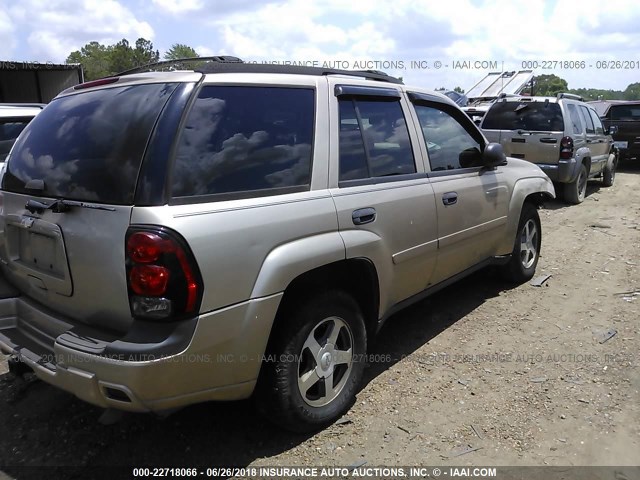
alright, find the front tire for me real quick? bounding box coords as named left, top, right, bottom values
left=501, top=203, right=542, bottom=283
left=256, top=290, right=366, bottom=432
left=563, top=163, right=588, bottom=204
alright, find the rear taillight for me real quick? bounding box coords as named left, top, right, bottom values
left=130, top=265, right=170, bottom=296
left=560, top=136, right=574, bottom=160
left=125, top=227, right=202, bottom=321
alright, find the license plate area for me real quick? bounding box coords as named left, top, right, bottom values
left=614, top=141, right=628, bottom=149
left=4, top=215, right=73, bottom=296
left=15, top=229, right=64, bottom=276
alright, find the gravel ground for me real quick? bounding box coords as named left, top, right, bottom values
left=0, top=168, right=638, bottom=479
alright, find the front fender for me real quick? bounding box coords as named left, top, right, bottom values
left=497, top=175, right=555, bottom=254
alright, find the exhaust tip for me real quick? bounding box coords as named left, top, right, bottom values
left=7, top=355, right=33, bottom=378
left=103, top=386, right=132, bottom=403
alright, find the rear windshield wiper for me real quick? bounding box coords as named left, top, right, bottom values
left=25, top=198, right=116, bottom=214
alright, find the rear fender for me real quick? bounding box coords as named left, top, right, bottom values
left=250, top=232, right=346, bottom=299
left=574, top=148, right=592, bottom=178
left=606, top=149, right=617, bottom=170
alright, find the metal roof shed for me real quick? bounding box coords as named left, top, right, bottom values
left=0, top=61, right=84, bottom=103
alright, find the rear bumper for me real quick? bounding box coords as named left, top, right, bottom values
left=534, top=158, right=577, bottom=184
left=617, top=148, right=640, bottom=160
left=0, top=282, right=282, bottom=412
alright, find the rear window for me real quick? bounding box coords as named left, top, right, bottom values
left=3, top=83, right=179, bottom=204
left=610, top=105, right=640, bottom=121
left=482, top=101, right=564, bottom=131
left=0, top=118, right=33, bottom=162
left=171, top=86, right=315, bottom=199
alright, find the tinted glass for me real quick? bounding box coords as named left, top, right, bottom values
left=338, top=98, right=415, bottom=181
left=566, top=104, right=583, bottom=134
left=415, top=105, right=483, bottom=170
left=338, top=100, right=369, bottom=180
left=171, top=86, right=314, bottom=198
left=579, top=105, right=595, bottom=134
left=482, top=101, right=564, bottom=131
left=0, top=119, right=32, bottom=162
left=3, top=83, right=178, bottom=204
left=610, top=105, right=640, bottom=121
left=357, top=100, right=415, bottom=177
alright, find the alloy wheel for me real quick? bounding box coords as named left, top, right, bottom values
left=297, top=316, right=354, bottom=407
left=519, top=219, right=539, bottom=269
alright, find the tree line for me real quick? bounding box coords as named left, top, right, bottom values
left=65, top=39, right=640, bottom=100
left=451, top=74, right=640, bottom=101
left=66, top=38, right=198, bottom=80
left=524, top=74, right=640, bottom=101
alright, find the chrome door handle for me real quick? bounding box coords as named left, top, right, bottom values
left=352, top=208, right=376, bottom=225
left=442, top=192, right=458, bottom=206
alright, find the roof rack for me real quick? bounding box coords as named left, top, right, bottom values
left=0, top=103, right=46, bottom=109
left=497, top=92, right=523, bottom=99
left=557, top=92, right=584, bottom=101
left=117, top=56, right=243, bottom=76
left=117, top=56, right=403, bottom=84
left=197, top=62, right=402, bottom=84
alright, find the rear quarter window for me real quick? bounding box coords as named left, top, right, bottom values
left=482, top=101, right=564, bottom=131
left=566, top=104, right=583, bottom=135
left=3, top=83, right=178, bottom=204
left=171, top=86, right=315, bottom=200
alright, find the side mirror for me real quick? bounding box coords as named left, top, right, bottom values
left=607, top=125, right=618, bottom=135
left=483, top=142, right=507, bottom=167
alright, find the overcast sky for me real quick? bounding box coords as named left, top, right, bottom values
left=1, top=0, right=639, bottom=92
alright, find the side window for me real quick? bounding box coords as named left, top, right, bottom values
left=0, top=119, right=32, bottom=162
left=579, top=105, right=595, bottom=134
left=589, top=109, right=604, bottom=134
left=338, top=98, right=416, bottom=181
left=172, top=86, right=314, bottom=199
left=338, top=100, right=369, bottom=180
left=414, top=104, right=483, bottom=171
left=566, top=104, right=583, bottom=135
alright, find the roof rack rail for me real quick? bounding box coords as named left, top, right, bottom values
left=115, top=56, right=403, bottom=84
left=195, top=62, right=403, bottom=84
left=0, top=103, right=46, bottom=109
left=557, top=92, right=584, bottom=101
left=117, top=56, right=243, bottom=76
left=497, top=92, right=522, bottom=99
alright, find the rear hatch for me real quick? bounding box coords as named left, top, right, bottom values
left=604, top=104, right=640, bottom=158
left=481, top=100, right=564, bottom=164
left=0, top=81, right=181, bottom=332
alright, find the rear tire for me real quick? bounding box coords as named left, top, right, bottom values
left=501, top=203, right=541, bottom=283
left=256, top=290, right=366, bottom=432
left=563, top=163, right=588, bottom=204
left=602, top=153, right=616, bottom=187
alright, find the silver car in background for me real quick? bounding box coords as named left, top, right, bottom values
left=481, top=93, right=617, bottom=204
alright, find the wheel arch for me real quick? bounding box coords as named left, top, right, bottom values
left=497, top=176, right=554, bottom=254
left=579, top=154, right=592, bottom=173
left=270, top=258, right=381, bottom=346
